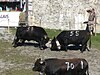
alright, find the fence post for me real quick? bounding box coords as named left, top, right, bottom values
left=7, top=18, right=10, bottom=33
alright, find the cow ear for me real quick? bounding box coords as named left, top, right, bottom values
left=44, top=35, right=47, bottom=39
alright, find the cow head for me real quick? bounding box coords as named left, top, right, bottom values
left=40, top=36, right=49, bottom=49
left=32, top=58, right=45, bottom=72
left=50, top=37, right=61, bottom=50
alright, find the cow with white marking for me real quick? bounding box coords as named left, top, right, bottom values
left=50, top=23, right=91, bottom=53
left=32, top=58, right=89, bottom=75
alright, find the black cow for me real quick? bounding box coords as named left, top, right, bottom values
left=50, top=24, right=91, bottom=53
left=12, top=26, right=49, bottom=50
left=32, top=58, right=89, bottom=75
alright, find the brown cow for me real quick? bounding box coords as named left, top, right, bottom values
left=33, top=58, right=89, bottom=75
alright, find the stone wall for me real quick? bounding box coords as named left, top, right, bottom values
left=28, top=0, right=100, bottom=31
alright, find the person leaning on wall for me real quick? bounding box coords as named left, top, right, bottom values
left=86, top=8, right=97, bottom=36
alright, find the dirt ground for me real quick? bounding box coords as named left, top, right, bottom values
left=0, top=28, right=100, bottom=75
left=21, top=46, right=100, bottom=75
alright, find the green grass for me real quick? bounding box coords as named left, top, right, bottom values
left=91, top=33, right=100, bottom=49
left=45, top=29, right=62, bottom=39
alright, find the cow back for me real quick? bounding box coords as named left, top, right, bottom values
left=57, top=30, right=90, bottom=45
left=44, top=58, right=88, bottom=75
left=16, top=26, right=48, bottom=40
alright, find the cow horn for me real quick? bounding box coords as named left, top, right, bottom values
left=40, top=58, right=44, bottom=64
left=44, top=35, right=47, bottom=39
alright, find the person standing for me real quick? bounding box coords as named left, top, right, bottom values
left=87, top=8, right=97, bottom=36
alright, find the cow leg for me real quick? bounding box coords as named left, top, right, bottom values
left=13, top=38, right=19, bottom=47
left=79, top=69, right=88, bottom=75
left=64, top=43, right=68, bottom=51
left=64, top=45, right=68, bottom=51
left=86, top=46, right=90, bottom=51
left=83, top=73, right=86, bottom=75
left=81, top=44, right=90, bottom=52
left=61, top=44, right=68, bottom=51
left=79, top=72, right=86, bottom=75
left=39, top=38, right=47, bottom=50
left=84, top=43, right=90, bottom=51
left=39, top=44, right=43, bottom=50
left=81, top=44, right=87, bottom=53
left=21, top=39, right=25, bottom=44
left=39, top=41, right=44, bottom=50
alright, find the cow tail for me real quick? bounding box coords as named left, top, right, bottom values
left=86, top=66, right=89, bottom=75
left=89, top=35, right=91, bottom=49
left=87, top=69, right=89, bottom=75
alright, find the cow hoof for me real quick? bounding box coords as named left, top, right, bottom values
left=13, top=45, right=17, bottom=48
left=81, top=51, right=84, bottom=53
left=65, top=49, right=68, bottom=52
left=65, top=50, right=68, bottom=52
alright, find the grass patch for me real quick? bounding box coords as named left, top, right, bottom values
left=91, top=33, right=100, bottom=49
left=45, top=29, right=62, bottom=39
